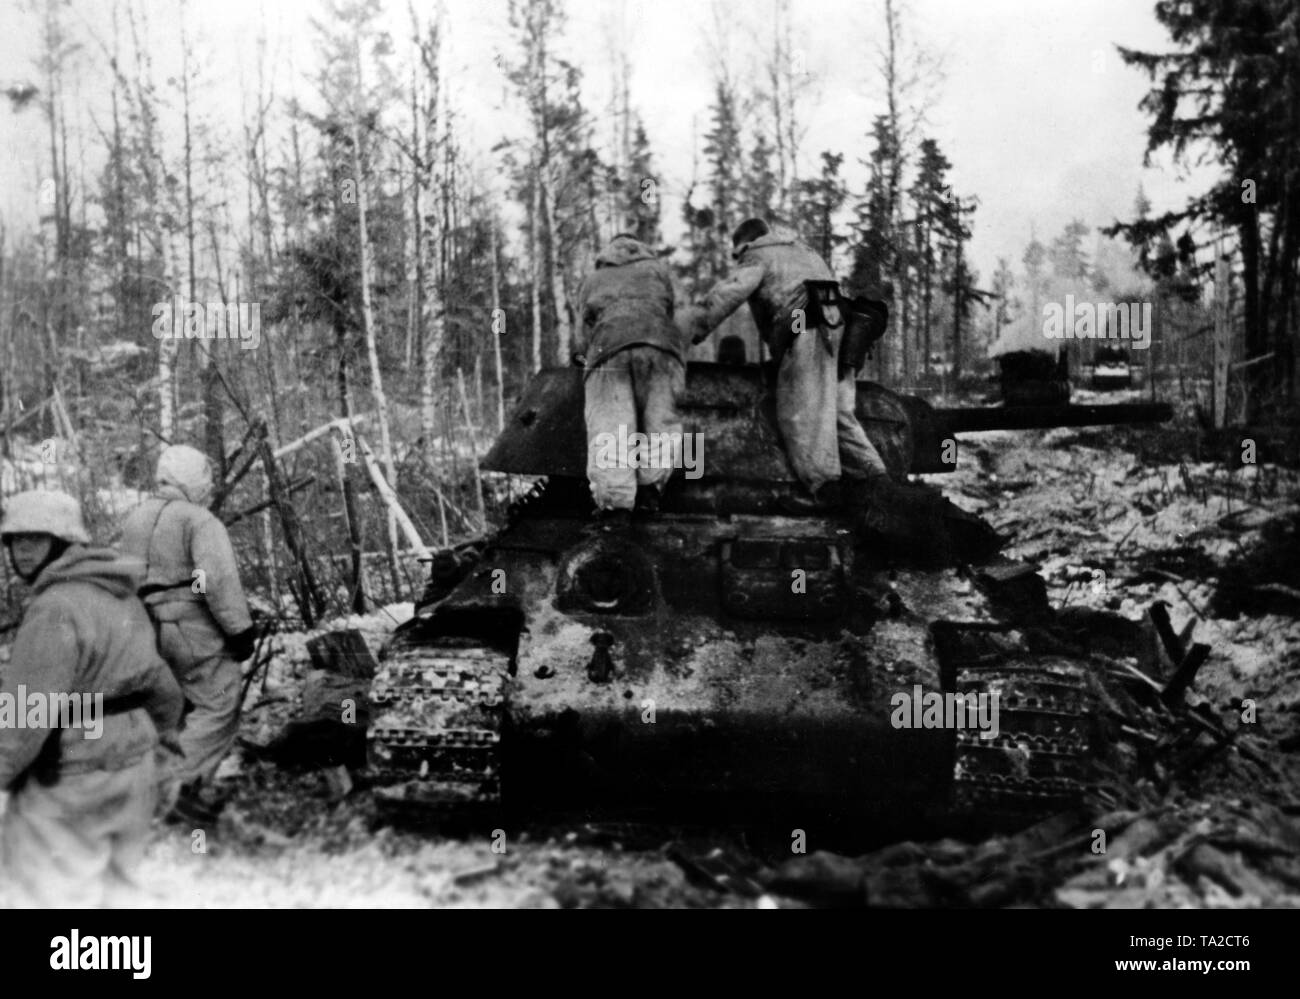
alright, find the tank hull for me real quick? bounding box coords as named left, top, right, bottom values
left=374, top=507, right=1064, bottom=826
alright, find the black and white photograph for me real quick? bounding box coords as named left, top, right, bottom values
left=0, top=0, right=1296, bottom=940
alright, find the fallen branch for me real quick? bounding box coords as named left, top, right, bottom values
left=272, top=413, right=372, bottom=461
left=223, top=416, right=268, bottom=473
left=223, top=475, right=316, bottom=526
left=4, top=396, right=52, bottom=431
left=210, top=418, right=268, bottom=513
left=1253, top=582, right=1300, bottom=605
left=239, top=622, right=280, bottom=704
left=1161, top=643, right=1211, bottom=708
left=355, top=433, right=430, bottom=559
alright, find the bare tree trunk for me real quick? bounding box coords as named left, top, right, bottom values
left=0, top=223, right=9, bottom=456
left=952, top=200, right=964, bottom=383
left=179, top=2, right=226, bottom=476
left=351, top=37, right=402, bottom=593
left=411, top=8, right=446, bottom=467
left=490, top=218, right=505, bottom=430
left=125, top=1, right=175, bottom=441
left=40, top=0, right=68, bottom=437
left=259, top=440, right=323, bottom=626
left=530, top=162, right=543, bottom=372
left=418, top=121, right=445, bottom=460
left=543, top=171, right=569, bottom=366
left=332, top=433, right=366, bottom=614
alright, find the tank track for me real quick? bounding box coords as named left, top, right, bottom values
left=503, top=477, right=551, bottom=527
left=933, top=623, right=1095, bottom=821
left=367, top=631, right=509, bottom=817
left=952, top=662, right=1093, bottom=817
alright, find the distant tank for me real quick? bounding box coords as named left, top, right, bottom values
left=367, top=362, right=1170, bottom=833
left=1091, top=346, right=1135, bottom=391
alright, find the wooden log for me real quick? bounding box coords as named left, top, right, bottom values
left=265, top=670, right=370, bottom=769
left=306, top=629, right=378, bottom=680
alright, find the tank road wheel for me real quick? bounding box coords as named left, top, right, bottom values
left=367, top=631, right=511, bottom=823
left=932, top=622, right=1096, bottom=828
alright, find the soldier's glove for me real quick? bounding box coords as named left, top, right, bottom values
left=227, top=626, right=258, bottom=663
left=570, top=352, right=586, bottom=367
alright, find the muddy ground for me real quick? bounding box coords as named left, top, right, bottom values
left=11, top=392, right=1300, bottom=908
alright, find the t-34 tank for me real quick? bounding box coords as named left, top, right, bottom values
left=368, top=362, right=1170, bottom=833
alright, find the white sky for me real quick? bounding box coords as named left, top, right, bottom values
left=0, top=0, right=1212, bottom=283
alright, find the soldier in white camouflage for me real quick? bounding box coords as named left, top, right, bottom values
left=687, top=218, right=890, bottom=510
left=573, top=234, right=692, bottom=526
left=0, top=490, right=182, bottom=906
left=120, top=445, right=255, bottom=822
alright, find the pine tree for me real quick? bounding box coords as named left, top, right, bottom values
left=1050, top=219, right=1091, bottom=281
left=700, top=79, right=742, bottom=284
left=506, top=0, right=575, bottom=366
left=794, top=151, right=848, bottom=263
left=623, top=119, right=660, bottom=244
left=743, top=132, right=778, bottom=220
left=1110, top=0, right=1300, bottom=411
left=991, top=257, right=1017, bottom=333
left=908, top=138, right=954, bottom=373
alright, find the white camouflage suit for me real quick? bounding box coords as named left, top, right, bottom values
left=575, top=236, right=690, bottom=512
left=119, top=446, right=253, bottom=789
left=689, top=227, right=888, bottom=493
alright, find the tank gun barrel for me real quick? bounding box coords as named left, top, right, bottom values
left=903, top=399, right=1173, bottom=474
left=935, top=401, right=1172, bottom=435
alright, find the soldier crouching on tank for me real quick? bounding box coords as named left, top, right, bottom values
left=0, top=490, right=182, bottom=907
left=573, top=233, right=691, bottom=529
left=120, top=445, right=256, bottom=825
left=686, top=218, right=891, bottom=513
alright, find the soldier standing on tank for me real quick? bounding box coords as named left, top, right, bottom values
left=573, top=233, right=691, bottom=527
left=0, top=490, right=182, bottom=907
left=687, top=218, right=890, bottom=511
left=120, top=445, right=256, bottom=823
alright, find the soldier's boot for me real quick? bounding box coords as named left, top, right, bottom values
left=776, top=480, right=842, bottom=515
left=840, top=474, right=881, bottom=513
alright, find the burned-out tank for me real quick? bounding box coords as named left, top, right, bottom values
left=367, top=362, right=1170, bottom=833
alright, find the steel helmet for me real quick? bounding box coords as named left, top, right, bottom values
left=0, top=489, right=91, bottom=544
